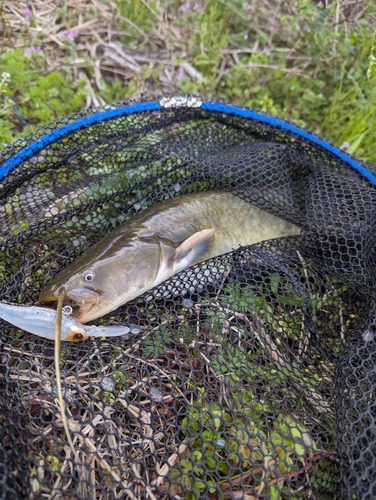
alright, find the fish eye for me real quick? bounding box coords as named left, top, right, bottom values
left=82, top=270, right=95, bottom=282
left=73, top=333, right=84, bottom=341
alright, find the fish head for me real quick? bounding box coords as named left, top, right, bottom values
left=39, top=261, right=114, bottom=323
left=39, top=236, right=162, bottom=323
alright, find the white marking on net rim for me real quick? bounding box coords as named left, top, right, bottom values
left=160, top=96, right=203, bottom=108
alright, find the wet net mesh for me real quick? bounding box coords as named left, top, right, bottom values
left=0, top=96, right=375, bottom=499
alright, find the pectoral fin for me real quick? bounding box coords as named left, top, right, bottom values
left=154, top=228, right=215, bottom=287
left=173, top=228, right=215, bottom=274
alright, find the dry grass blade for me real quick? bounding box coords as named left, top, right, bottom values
left=55, top=286, right=79, bottom=462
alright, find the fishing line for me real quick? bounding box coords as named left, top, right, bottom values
left=54, top=286, right=79, bottom=462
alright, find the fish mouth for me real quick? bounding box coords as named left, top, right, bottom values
left=41, top=287, right=101, bottom=317
left=65, top=287, right=101, bottom=313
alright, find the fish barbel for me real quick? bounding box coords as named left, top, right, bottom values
left=39, top=190, right=301, bottom=323
left=0, top=302, right=131, bottom=341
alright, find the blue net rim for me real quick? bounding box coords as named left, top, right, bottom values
left=1, top=95, right=375, bottom=185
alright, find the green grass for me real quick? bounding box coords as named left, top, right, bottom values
left=1, top=0, right=376, bottom=160
left=0, top=49, right=86, bottom=147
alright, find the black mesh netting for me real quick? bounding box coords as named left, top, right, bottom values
left=0, top=96, right=375, bottom=499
